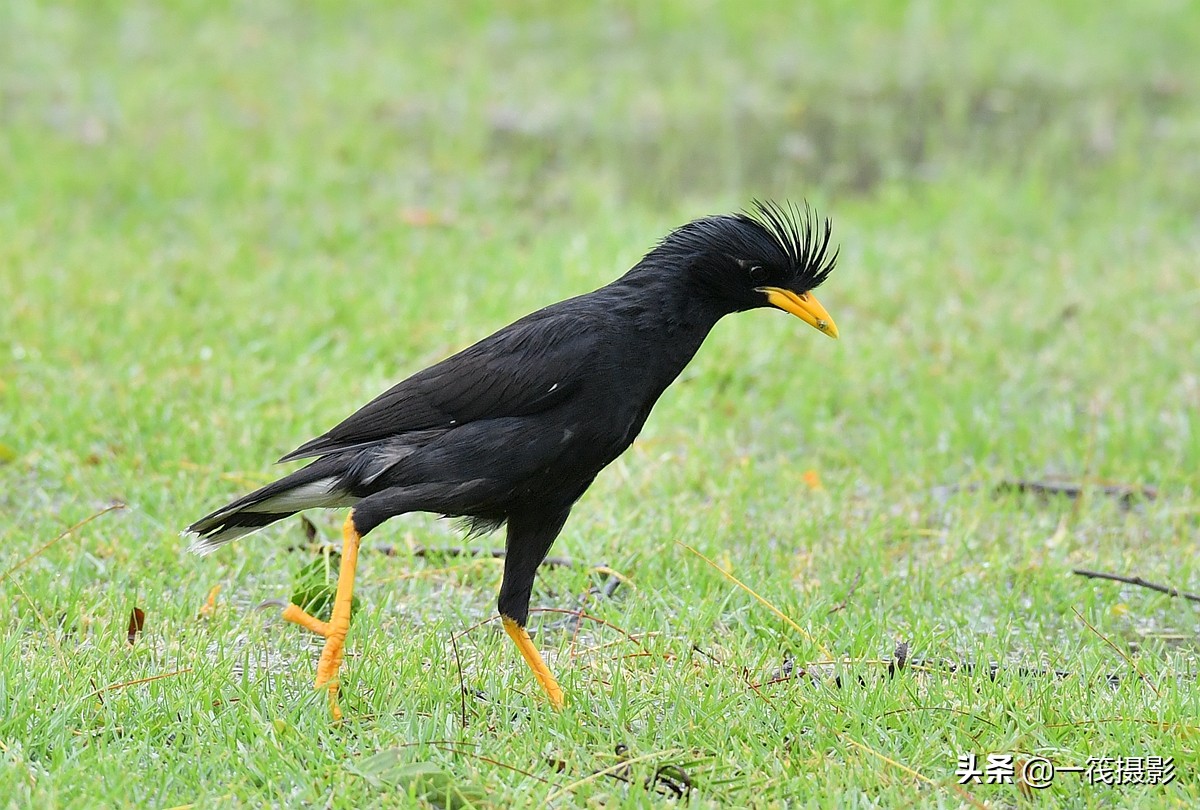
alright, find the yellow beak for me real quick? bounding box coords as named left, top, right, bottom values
left=757, top=287, right=839, bottom=339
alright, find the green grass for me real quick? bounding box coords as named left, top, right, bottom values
left=2, top=1, right=1199, bottom=807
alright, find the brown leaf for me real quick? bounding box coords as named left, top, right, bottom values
left=127, top=607, right=145, bottom=645
left=198, top=585, right=221, bottom=619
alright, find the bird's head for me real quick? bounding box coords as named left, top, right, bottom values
left=658, top=200, right=840, bottom=339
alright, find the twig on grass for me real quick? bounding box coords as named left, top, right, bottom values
left=739, top=648, right=1140, bottom=692
left=1044, top=717, right=1200, bottom=733
left=1072, top=568, right=1200, bottom=604
left=938, top=478, right=1157, bottom=509
left=530, top=608, right=659, bottom=658
left=875, top=705, right=999, bottom=729
left=1071, top=607, right=1161, bottom=697
left=430, top=743, right=555, bottom=785
left=85, top=668, right=193, bottom=699
left=826, top=569, right=863, bottom=614
left=840, top=734, right=988, bottom=810
left=1, top=502, right=125, bottom=584
left=545, top=748, right=684, bottom=803
left=676, top=541, right=832, bottom=659
left=554, top=568, right=628, bottom=637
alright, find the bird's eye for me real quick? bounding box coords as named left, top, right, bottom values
left=748, top=265, right=768, bottom=283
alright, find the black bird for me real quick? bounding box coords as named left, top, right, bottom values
left=185, top=201, right=839, bottom=719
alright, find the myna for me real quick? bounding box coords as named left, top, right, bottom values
left=186, top=201, right=839, bottom=718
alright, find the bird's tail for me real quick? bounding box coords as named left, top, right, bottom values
left=183, top=455, right=356, bottom=555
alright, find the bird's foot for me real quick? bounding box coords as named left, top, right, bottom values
left=502, top=616, right=565, bottom=709
left=280, top=603, right=346, bottom=719
left=280, top=602, right=330, bottom=636
left=280, top=512, right=362, bottom=721
left=313, top=629, right=347, bottom=721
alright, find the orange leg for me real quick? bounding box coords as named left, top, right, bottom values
left=281, top=512, right=361, bottom=720
left=502, top=616, right=565, bottom=709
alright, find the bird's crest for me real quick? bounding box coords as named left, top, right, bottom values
left=740, top=200, right=839, bottom=290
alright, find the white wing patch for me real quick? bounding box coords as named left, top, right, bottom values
left=244, top=477, right=343, bottom=512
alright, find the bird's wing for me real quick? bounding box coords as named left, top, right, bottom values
left=278, top=307, right=600, bottom=462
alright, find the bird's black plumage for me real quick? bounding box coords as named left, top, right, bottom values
left=186, top=201, right=838, bottom=631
